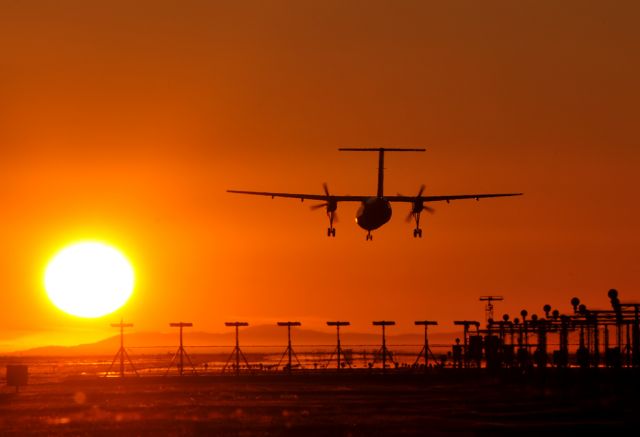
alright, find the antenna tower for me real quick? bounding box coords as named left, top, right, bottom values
left=480, top=295, right=504, bottom=324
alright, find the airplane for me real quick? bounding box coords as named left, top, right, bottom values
left=228, top=148, right=522, bottom=240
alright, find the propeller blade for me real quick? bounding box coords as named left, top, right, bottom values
left=405, top=211, right=414, bottom=222
left=424, top=205, right=435, bottom=214
left=310, top=203, right=327, bottom=210
left=322, top=182, right=330, bottom=197
left=417, top=184, right=425, bottom=197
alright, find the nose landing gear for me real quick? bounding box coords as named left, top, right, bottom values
left=365, top=231, right=373, bottom=241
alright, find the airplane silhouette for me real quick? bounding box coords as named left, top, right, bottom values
left=228, top=148, right=522, bottom=240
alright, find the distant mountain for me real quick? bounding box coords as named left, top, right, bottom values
left=11, top=325, right=458, bottom=356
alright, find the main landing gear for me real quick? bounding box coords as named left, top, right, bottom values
left=405, top=185, right=433, bottom=238
left=366, top=231, right=373, bottom=241
left=411, top=212, right=423, bottom=238
left=326, top=210, right=336, bottom=237
left=310, top=183, right=337, bottom=238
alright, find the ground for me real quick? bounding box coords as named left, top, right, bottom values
left=1, top=370, right=639, bottom=435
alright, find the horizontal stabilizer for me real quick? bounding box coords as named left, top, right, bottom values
left=339, top=147, right=425, bottom=152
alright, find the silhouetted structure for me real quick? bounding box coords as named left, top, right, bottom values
left=452, top=338, right=463, bottom=368
left=106, top=319, right=138, bottom=377
left=165, top=322, right=196, bottom=376
left=326, top=321, right=351, bottom=370
left=414, top=320, right=438, bottom=369
left=223, top=322, right=251, bottom=375
left=474, top=290, right=640, bottom=371
left=277, top=322, right=302, bottom=373
left=480, top=296, right=503, bottom=324
left=453, top=320, right=480, bottom=368
left=372, top=321, right=395, bottom=372
left=6, top=365, right=28, bottom=393
left=559, top=290, right=640, bottom=369
left=74, top=289, right=640, bottom=378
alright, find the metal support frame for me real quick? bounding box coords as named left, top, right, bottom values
left=326, top=321, right=351, bottom=370
left=106, top=319, right=138, bottom=377
left=453, top=320, right=480, bottom=368
left=372, top=321, right=395, bottom=373
left=165, top=322, right=196, bottom=376
left=223, top=322, right=251, bottom=375
left=479, top=296, right=503, bottom=325
left=413, top=320, right=438, bottom=370
left=276, top=322, right=303, bottom=373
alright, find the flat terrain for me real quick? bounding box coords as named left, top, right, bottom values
left=1, top=370, right=639, bottom=435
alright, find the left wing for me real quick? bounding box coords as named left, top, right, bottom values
left=385, top=193, right=523, bottom=203
left=227, top=190, right=369, bottom=202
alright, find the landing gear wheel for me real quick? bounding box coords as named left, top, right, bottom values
left=331, top=228, right=336, bottom=237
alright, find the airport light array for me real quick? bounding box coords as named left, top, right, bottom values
left=99, top=289, right=640, bottom=376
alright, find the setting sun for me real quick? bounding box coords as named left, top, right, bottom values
left=44, top=242, right=135, bottom=318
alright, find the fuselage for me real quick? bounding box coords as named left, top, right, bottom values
left=355, top=197, right=392, bottom=231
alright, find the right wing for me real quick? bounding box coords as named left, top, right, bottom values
left=226, top=190, right=368, bottom=203
left=385, top=193, right=523, bottom=203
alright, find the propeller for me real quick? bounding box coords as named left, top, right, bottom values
left=311, top=183, right=338, bottom=218
left=404, top=184, right=435, bottom=222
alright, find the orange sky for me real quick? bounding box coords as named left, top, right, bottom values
left=1, top=1, right=639, bottom=351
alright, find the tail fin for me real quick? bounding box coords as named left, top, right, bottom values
left=338, top=147, right=425, bottom=197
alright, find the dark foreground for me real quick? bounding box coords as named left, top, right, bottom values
left=1, top=370, right=639, bottom=436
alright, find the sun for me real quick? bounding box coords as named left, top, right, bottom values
left=44, top=242, right=135, bottom=318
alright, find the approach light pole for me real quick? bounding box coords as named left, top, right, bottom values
left=223, top=322, right=250, bottom=375
left=414, top=320, right=438, bottom=369
left=166, top=322, right=196, bottom=376
left=327, top=321, right=350, bottom=370
left=373, top=321, right=395, bottom=373
left=277, top=322, right=302, bottom=373
left=106, top=318, right=138, bottom=377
